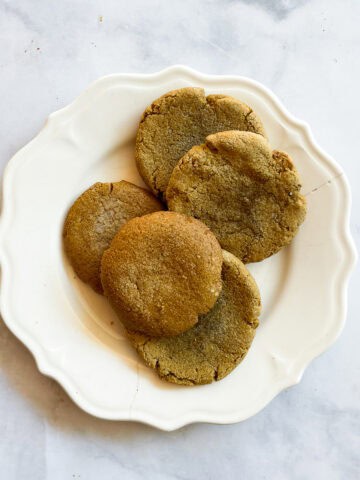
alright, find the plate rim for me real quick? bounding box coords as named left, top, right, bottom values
left=0, top=65, right=357, bottom=431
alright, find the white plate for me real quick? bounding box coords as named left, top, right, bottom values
left=0, top=66, right=356, bottom=431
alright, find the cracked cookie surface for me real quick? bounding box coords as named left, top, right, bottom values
left=167, top=131, right=307, bottom=263
left=63, top=181, right=163, bottom=292
left=135, top=87, right=266, bottom=198
left=127, top=250, right=261, bottom=385
left=101, top=211, right=223, bottom=337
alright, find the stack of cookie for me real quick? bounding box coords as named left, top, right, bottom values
left=63, top=87, right=306, bottom=385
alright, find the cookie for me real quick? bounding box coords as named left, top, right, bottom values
left=63, top=181, right=164, bottom=292
left=127, top=250, right=261, bottom=385
left=135, top=87, right=266, bottom=198
left=166, top=131, right=307, bottom=263
left=100, top=211, right=223, bottom=337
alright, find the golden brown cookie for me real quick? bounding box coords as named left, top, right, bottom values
left=127, top=250, right=261, bottom=385
left=167, top=131, right=307, bottom=263
left=63, top=181, right=164, bottom=293
left=100, top=211, right=223, bottom=337
left=135, top=87, right=266, bottom=198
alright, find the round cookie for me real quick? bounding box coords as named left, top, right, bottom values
left=135, top=87, right=266, bottom=198
left=101, top=211, right=223, bottom=337
left=166, top=131, right=307, bottom=263
left=127, top=250, right=261, bottom=385
left=63, top=181, right=164, bottom=293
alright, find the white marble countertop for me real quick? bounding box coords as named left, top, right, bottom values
left=0, top=0, right=359, bottom=478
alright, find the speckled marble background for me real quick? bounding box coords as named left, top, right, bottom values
left=0, top=1, right=359, bottom=478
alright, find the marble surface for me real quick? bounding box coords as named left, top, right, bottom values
left=0, top=0, right=359, bottom=478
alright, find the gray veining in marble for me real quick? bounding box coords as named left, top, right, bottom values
left=239, top=0, right=311, bottom=20
left=0, top=0, right=359, bottom=478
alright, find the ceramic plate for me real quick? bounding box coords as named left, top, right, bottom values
left=0, top=66, right=356, bottom=430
